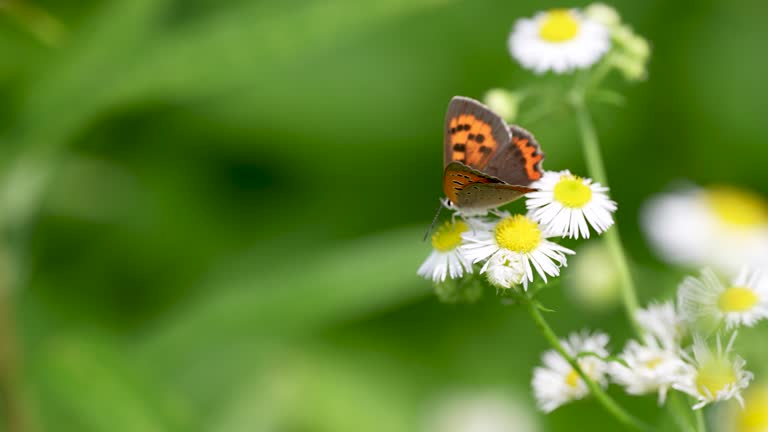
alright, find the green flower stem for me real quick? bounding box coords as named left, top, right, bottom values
left=570, top=94, right=642, bottom=335
left=524, top=299, right=652, bottom=432
left=668, top=392, right=695, bottom=432
left=695, top=408, right=707, bottom=432
left=0, top=248, right=30, bottom=432
left=0, top=0, right=66, bottom=46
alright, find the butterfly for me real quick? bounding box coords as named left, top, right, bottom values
left=442, top=96, right=545, bottom=216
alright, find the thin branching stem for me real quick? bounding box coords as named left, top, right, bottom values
left=569, top=91, right=642, bottom=335
left=523, top=299, right=653, bottom=432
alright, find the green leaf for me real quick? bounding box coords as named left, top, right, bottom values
left=34, top=335, right=187, bottom=432
left=139, top=227, right=430, bottom=367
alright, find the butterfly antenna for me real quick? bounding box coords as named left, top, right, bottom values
left=423, top=200, right=444, bottom=242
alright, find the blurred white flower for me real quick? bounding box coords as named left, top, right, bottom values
left=462, top=213, right=574, bottom=288
left=424, top=391, right=539, bottom=432
left=674, top=333, right=753, bottom=409
left=678, top=268, right=768, bottom=330
left=418, top=220, right=473, bottom=282
left=526, top=170, right=616, bottom=239
left=610, top=302, right=690, bottom=404
left=532, top=331, right=610, bottom=412
left=636, top=302, right=686, bottom=347
left=509, top=9, right=611, bottom=74
left=641, top=185, right=768, bottom=273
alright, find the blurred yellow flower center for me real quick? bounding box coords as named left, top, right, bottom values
left=707, top=186, right=768, bottom=228
left=495, top=215, right=541, bottom=253
left=431, top=220, right=468, bottom=252
left=738, top=387, right=768, bottom=431
left=565, top=369, right=580, bottom=387
left=554, top=176, right=592, bottom=208
left=645, top=357, right=663, bottom=369
left=718, top=286, right=759, bottom=312
left=695, top=358, right=736, bottom=396
left=539, top=10, right=580, bottom=43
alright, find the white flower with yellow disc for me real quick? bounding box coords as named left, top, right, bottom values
left=678, top=268, right=768, bottom=330
left=532, top=331, right=610, bottom=412
left=673, top=332, right=753, bottom=409
left=418, top=220, right=474, bottom=283
left=461, top=213, right=574, bottom=288
left=610, top=302, right=690, bottom=404
left=526, top=170, right=616, bottom=239
left=509, top=9, right=611, bottom=74
left=641, top=185, right=768, bottom=273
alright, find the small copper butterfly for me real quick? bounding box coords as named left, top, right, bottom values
left=442, top=96, right=545, bottom=214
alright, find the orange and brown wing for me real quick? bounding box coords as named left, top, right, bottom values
left=443, top=161, right=502, bottom=205
left=483, top=125, right=545, bottom=186
left=444, top=96, right=512, bottom=171
left=443, top=162, right=535, bottom=210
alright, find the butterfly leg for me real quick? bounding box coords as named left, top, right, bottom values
left=489, top=208, right=505, bottom=218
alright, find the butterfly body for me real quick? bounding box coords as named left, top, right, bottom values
left=442, top=96, right=544, bottom=214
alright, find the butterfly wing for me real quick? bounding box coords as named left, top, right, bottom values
left=443, top=161, right=535, bottom=210
left=444, top=96, right=512, bottom=171
left=456, top=182, right=537, bottom=210
left=483, top=125, right=545, bottom=186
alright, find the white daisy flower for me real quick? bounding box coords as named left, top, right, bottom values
left=674, top=333, right=754, bottom=409
left=532, top=331, right=610, bottom=412
left=610, top=303, right=690, bottom=404
left=509, top=9, right=611, bottom=74
left=418, top=220, right=473, bottom=283
left=635, top=302, right=686, bottom=349
left=526, top=170, right=616, bottom=239
left=678, top=268, right=768, bottom=330
left=461, top=213, right=574, bottom=288
left=610, top=339, right=691, bottom=404
left=641, top=185, right=768, bottom=273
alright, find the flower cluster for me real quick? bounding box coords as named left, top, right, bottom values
left=532, top=267, right=764, bottom=412
left=418, top=170, right=616, bottom=293
left=507, top=3, right=649, bottom=79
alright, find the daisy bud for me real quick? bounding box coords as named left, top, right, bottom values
left=611, top=53, right=647, bottom=81
left=483, top=89, right=521, bottom=122
left=584, top=3, right=622, bottom=29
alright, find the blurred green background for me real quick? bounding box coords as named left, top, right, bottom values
left=1, top=0, right=767, bottom=431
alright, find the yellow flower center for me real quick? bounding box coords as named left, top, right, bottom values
left=553, top=176, right=593, bottom=208
left=565, top=369, right=580, bottom=388
left=495, top=215, right=541, bottom=253
left=645, top=357, right=663, bottom=369
left=695, top=358, right=736, bottom=396
left=707, top=186, right=768, bottom=228
left=738, top=387, right=768, bottom=431
left=431, top=220, right=468, bottom=252
left=539, top=9, right=581, bottom=43
left=718, top=286, right=759, bottom=313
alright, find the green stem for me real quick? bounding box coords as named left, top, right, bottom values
left=668, top=392, right=695, bottom=432
left=0, top=0, right=66, bottom=46
left=694, top=408, right=707, bottom=432
left=0, top=247, right=30, bottom=432
left=524, top=300, right=652, bottom=432
left=571, top=95, right=642, bottom=335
